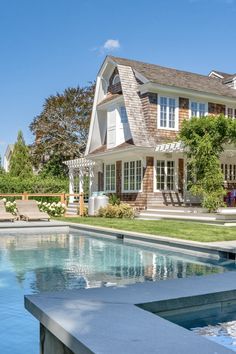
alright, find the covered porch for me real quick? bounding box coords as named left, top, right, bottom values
left=64, top=143, right=236, bottom=210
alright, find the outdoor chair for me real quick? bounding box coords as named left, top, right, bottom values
left=0, top=200, right=16, bottom=222
left=16, top=200, right=50, bottom=221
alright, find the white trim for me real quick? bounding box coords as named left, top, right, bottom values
left=139, top=82, right=236, bottom=105
left=97, top=95, right=123, bottom=110
left=157, top=94, right=179, bottom=131
left=85, top=76, right=101, bottom=156
left=104, top=163, right=116, bottom=193
left=155, top=142, right=185, bottom=153
left=112, top=74, right=120, bottom=85
left=208, top=71, right=224, bottom=79
left=133, top=69, right=149, bottom=84
left=189, top=100, right=208, bottom=118
left=153, top=156, right=179, bottom=192
left=122, top=159, right=143, bottom=193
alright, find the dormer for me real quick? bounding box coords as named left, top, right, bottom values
left=107, top=68, right=122, bottom=95
left=223, top=75, right=236, bottom=90
left=209, top=70, right=236, bottom=89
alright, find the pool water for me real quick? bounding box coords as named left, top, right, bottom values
left=0, top=231, right=235, bottom=354
left=192, top=321, right=236, bottom=352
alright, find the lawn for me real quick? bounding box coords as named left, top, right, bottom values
left=57, top=217, right=236, bottom=242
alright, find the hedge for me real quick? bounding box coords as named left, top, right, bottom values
left=0, top=175, right=68, bottom=202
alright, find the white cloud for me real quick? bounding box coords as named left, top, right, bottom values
left=103, top=39, right=120, bottom=51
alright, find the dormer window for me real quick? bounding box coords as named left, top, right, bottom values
left=112, top=74, right=120, bottom=85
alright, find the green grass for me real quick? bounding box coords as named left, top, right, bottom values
left=57, top=217, right=236, bottom=242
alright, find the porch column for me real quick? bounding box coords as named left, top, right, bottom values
left=69, top=167, right=75, bottom=203
left=89, top=166, right=94, bottom=196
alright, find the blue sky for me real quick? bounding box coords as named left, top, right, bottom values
left=1, top=0, right=236, bottom=162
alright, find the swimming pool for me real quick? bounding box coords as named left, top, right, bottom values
left=0, top=230, right=235, bottom=354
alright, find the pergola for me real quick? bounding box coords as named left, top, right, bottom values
left=64, top=158, right=97, bottom=203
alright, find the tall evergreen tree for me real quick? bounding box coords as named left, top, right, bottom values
left=9, top=131, right=33, bottom=178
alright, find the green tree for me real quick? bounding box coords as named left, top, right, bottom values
left=179, top=115, right=233, bottom=211
left=30, top=84, right=95, bottom=177
left=9, top=131, right=33, bottom=179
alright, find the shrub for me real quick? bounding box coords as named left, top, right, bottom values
left=98, top=203, right=135, bottom=219
left=0, top=175, right=68, bottom=202
left=108, top=194, right=120, bottom=205
left=37, top=201, right=66, bottom=217
left=2, top=199, right=18, bottom=215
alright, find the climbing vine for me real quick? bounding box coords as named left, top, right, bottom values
left=179, top=115, right=236, bottom=212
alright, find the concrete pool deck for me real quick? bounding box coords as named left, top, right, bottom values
left=25, top=271, right=236, bottom=354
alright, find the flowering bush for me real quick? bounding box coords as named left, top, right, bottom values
left=2, top=199, right=18, bottom=215
left=37, top=201, right=66, bottom=216
left=1, top=199, right=66, bottom=216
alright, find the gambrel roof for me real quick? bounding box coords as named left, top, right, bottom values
left=85, top=56, right=236, bottom=156
left=110, top=56, right=236, bottom=99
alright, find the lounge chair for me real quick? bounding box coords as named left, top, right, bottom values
left=16, top=200, right=50, bottom=221
left=0, top=200, right=16, bottom=222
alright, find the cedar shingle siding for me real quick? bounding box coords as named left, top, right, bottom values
left=86, top=56, right=236, bottom=209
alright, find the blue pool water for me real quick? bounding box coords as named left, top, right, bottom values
left=192, top=321, right=236, bottom=352
left=0, top=231, right=235, bottom=354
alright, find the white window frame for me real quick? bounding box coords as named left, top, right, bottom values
left=104, top=163, right=116, bottom=192
left=189, top=100, right=208, bottom=118
left=112, top=74, right=120, bottom=85
left=157, top=95, right=179, bottom=131
left=122, top=159, right=143, bottom=193
left=154, top=158, right=178, bottom=192
left=225, top=106, right=236, bottom=119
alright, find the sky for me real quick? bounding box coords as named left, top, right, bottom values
left=1, top=0, right=236, bottom=162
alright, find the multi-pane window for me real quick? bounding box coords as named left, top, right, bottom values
left=190, top=102, right=206, bottom=117
left=221, top=163, right=236, bottom=181
left=156, top=160, right=175, bottom=190
left=167, top=161, right=175, bottom=190
left=156, top=160, right=165, bottom=190
left=120, top=106, right=128, bottom=124
left=123, top=160, right=142, bottom=191
left=105, top=164, right=116, bottom=192
left=159, top=96, right=177, bottom=129
left=226, top=107, right=236, bottom=119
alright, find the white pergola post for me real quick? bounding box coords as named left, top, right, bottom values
left=64, top=158, right=96, bottom=201
left=89, top=166, right=94, bottom=197
left=69, top=167, right=75, bottom=203
left=79, top=169, right=84, bottom=194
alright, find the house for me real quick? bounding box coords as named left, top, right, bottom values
left=3, top=144, right=14, bottom=172
left=65, top=56, right=236, bottom=208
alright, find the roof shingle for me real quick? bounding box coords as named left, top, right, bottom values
left=110, top=56, right=236, bottom=99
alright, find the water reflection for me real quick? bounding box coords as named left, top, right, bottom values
left=0, top=232, right=228, bottom=293
left=0, top=232, right=234, bottom=354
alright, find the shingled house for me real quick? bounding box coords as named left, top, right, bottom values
left=65, top=56, right=236, bottom=208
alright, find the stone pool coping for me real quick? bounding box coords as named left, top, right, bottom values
left=0, top=220, right=236, bottom=259
left=68, top=222, right=236, bottom=260
left=0, top=220, right=70, bottom=230
left=25, top=271, right=236, bottom=354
